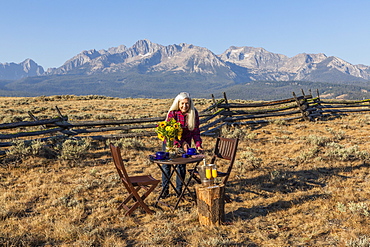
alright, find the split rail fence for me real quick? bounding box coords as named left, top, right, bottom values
left=1, top=89, right=370, bottom=156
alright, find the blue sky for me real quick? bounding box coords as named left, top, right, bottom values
left=1, top=0, right=370, bottom=69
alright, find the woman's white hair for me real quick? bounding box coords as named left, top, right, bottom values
left=166, top=92, right=196, bottom=131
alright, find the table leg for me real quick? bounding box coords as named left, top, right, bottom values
left=155, top=163, right=179, bottom=207
left=174, top=161, right=200, bottom=210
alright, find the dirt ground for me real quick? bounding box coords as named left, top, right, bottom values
left=1, top=95, right=370, bottom=246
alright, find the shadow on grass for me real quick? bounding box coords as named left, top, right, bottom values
left=226, top=162, right=370, bottom=221
left=0, top=227, right=134, bottom=247
left=227, top=193, right=328, bottom=221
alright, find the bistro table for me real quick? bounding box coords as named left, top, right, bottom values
left=150, top=155, right=204, bottom=210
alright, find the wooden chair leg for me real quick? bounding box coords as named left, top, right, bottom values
left=141, top=185, right=157, bottom=201
left=122, top=193, right=135, bottom=204
left=193, top=174, right=201, bottom=184
left=126, top=184, right=157, bottom=214
left=224, top=194, right=232, bottom=203
left=117, top=202, right=130, bottom=211
left=124, top=193, right=153, bottom=216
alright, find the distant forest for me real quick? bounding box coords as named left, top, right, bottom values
left=0, top=73, right=370, bottom=100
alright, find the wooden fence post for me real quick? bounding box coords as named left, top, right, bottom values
left=223, top=92, right=230, bottom=112
left=221, top=92, right=231, bottom=133
left=55, top=106, right=64, bottom=118
left=28, top=111, right=46, bottom=129
left=313, top=89, right=324, bottom=119
left=293, top=92, right=310, bottom=121
left=211, top=94, right=217, bottom=113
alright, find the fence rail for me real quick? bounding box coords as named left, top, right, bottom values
left=1, top=89, right=370, bottom=155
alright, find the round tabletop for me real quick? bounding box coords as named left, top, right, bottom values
left=150, top=155, right=204, bottom=165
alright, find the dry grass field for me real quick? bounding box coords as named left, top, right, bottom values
left=1, top=95, right=370, bottom=246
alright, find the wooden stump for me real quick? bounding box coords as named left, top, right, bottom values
left=196, top=184, right=225, bottom=226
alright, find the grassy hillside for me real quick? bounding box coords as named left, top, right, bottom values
left=223, top=81, right=370, bottom=101
left=1, top=96, right=370, bottom=246
left=2, top=72, right=233, bottom=99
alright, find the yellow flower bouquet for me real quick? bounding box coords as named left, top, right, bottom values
left=155, top=118, right=183, bottom=151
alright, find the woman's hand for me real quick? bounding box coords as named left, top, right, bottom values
left=197, top=147, right=204, bottom=153
left=183, top=142, right=190, bottom=152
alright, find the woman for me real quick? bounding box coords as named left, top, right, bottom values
left=162, top=92, right=203, bottom=198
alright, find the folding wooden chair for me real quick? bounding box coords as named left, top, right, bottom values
left=190, top=137, right=239, bottom=201
left=109, top=144, right=160, bottom=216
left=211, top=137, right=239, bottom=186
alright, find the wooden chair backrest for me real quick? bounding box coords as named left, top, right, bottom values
left=210, top=137, right=239, bottom=184
left=109, top=144, right=132, bottom=189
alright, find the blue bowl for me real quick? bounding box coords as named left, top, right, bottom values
left=156, top=151, right=167, bottom=160
left=187, top=148, right=197, bottom=155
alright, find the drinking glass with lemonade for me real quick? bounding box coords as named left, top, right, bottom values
left=205, top=164, right=217, bottom=180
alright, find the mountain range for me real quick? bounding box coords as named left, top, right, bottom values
left=1, top=39, right=370, bottom=100
left=0, top=59, right=44, bottom=80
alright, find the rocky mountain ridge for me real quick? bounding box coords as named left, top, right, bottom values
left=2, top=39, right=369, bottom=83
left=0, top=59, right=44, bottom=80
left=45, top=40, right=238, bottom=82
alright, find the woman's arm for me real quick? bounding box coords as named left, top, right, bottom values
left=192, top=111, right=202, bottom=150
